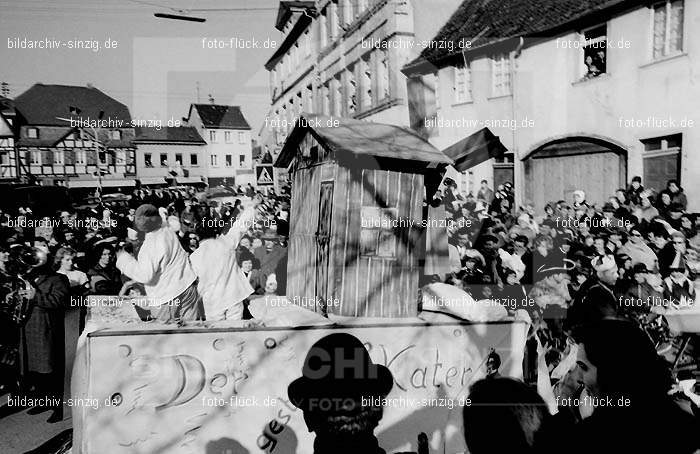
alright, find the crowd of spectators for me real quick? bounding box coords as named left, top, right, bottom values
left=0, top=183, right=290, bottom=421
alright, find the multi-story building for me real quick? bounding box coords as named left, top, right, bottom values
left=0, top=96, right=17, bottom=180
left=10, top=84, right=136, bottom=190
left=184, top=103, right=254, bottom=187
left=132, top=127, right=207, bottom=186
left=403, top=0, right=699, bottom=211
left=260, top=0, right=464, bottom=158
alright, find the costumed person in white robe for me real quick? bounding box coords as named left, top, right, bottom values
left=116, top=204, right=204, bottom=323
left=190, top=196, right=260, bottom=320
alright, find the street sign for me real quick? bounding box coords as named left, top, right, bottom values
left=255, top=164, right=274, bottom=187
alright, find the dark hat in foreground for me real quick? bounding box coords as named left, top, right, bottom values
left=288, top=333, right=393, bottom=412
left=134, top=204, right=163, bottom=233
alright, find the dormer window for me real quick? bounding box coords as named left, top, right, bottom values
left=69, top=106, right=81, bottom=115
left=110, top=130, right=121, bottom=140
left=27, top=128, right=38, bottom=139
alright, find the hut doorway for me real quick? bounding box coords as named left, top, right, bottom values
left=315, top=181, right=334, bottom=310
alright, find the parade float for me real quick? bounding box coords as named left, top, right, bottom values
left=70, top=115, right=534, bottom=453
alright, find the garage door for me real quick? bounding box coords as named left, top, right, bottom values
left=524, top=152, right=626, bottom=211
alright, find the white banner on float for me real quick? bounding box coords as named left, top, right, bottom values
left=74, top=321, right=527, bottom=454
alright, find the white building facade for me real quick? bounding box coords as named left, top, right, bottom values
left=403, top=0, right=699, bottom=211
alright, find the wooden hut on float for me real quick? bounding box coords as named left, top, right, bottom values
left=274, top=114, right=453, bottom=318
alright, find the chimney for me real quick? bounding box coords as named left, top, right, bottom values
left=208, top=94, right=215, bottom=104
left=86, top=83, right=94, bottom=89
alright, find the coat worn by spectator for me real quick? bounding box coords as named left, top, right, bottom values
left=24, top=266, right=70, bottom=375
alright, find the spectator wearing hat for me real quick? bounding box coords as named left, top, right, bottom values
left=626, top=176, right=644, bottom=206
left=116, top=204, right=204, bottom=323
left=621, top=263, right=662, bottom=314
left=618, top=225, right=657, bottom=271
left=567, top=255, right=619, bottom=330
left=665, top=202, right=685, bottom=230
left=22, top=245, right=70, bottom=423
left=288, top=333, right=393, bottom=454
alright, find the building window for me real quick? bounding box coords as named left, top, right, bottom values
left=580, top=25, right=607, bottom=79
left=238, top=132, right=246, bottom=144
left=27, top=128, right=38, bottom=139
left=209, top=130, right=217, bottom=143
left=361, top=54, right=372, bottom=110
left=210, top=154, right=218, bottom=166
left=0, top=152, right=8, bottom=166
left=53, top=150, right=64, bottom=165
left=491, top=53, right=512, bottom=96
left=347, top=67, right=357, bottom=115
left=454, top=63, right=472, bottom=103
left=377, top=49, right=390, bottom=101
left=110, top=130, right=121, bottom=140
left=304, top=28, right=311, bottom=56
left=75, top=150, right=86, bottom=165
left=225, top=154, right=232, bottom=167
left=333, top=75, right=343, bottom=117
left=144, top=153, right=152, bottom=168
left=160, top=153, right=168, bottom=166
left=320, top=8, right=328, bottom=48
left=305, top=85, right=314, bottom=112
left=641, top=134, right=681, bottom=192
left=190, top=153, right=198, bottom=166
left=328, top=1, right=338, bottom=43
left=433, top=71, right=440, bottom=110
left=239, top=154, right=246, bottom=166
left=174, top=153, right=182, bottom=166
left=225, top=131, right=232, bottom=143
left=322, top=83, right=331, bottom=115
left=30, top=151, right=41, bottom=164
left=652, top=0, right=684, bottom=59
left=360, top=207, right=397, bottom=257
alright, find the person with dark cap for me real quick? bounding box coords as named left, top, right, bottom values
left=116, top=204, right=204, bottom=323
left=620, top=263, right=663, bottom=314
left=626, top=176, right=644, bottom=206
left=567, top=255, right=619, bottom=331
left=288, top=333, right=393, bottom=454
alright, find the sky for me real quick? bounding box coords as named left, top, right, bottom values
left=0, top=0, right=281, bottom=136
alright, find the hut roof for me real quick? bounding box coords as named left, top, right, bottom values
left=275, top=114, right=453, bottom=168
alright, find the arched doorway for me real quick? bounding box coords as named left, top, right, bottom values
left=521, top=136, right=627, bottom=211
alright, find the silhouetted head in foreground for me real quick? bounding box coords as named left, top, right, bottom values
left=288, top=333, right=393, bottom=454
left=463, top=377, right=548, bottom=454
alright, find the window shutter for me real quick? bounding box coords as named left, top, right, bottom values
left=43, top=150, right=52, bottom=165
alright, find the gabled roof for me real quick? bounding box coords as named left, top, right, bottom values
left=13, top=83, right=131, bottom=126
left=275, top=114, right=453, bottom=168
left=133, top=126, right=206, bottom=144
left=403, top=0, right=643, bottom=75
left=188, top=104, right=251, bottom=130
left=275, top=1, right=315, bottom=31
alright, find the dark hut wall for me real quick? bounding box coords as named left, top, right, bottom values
left=331, top=166, right=423, bottom=318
